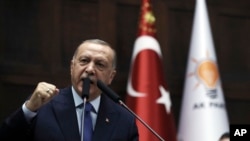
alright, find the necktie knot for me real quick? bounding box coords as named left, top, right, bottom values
left=85, top=102, right=93, bottom=112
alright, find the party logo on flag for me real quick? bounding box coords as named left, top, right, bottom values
left=189, top=50, right=219, bottom=99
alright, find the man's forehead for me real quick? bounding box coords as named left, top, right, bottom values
left=77, top=43, right=114, bottom=59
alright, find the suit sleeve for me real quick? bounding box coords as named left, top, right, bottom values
left=0, top=108, right=34, bottom=141
left=129, top=118, right=139, bottom=141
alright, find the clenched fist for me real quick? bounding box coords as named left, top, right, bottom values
left=25, top=82, right=60, bottom=112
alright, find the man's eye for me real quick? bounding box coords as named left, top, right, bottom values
left=97, top=63, right=105, bottom=68
left=79, top=59, right=88, bottom=64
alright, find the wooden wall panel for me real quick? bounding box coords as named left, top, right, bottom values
left=166, top=7, right=193, bottom=95
left=1, top=0, right=250, bottom=126
left=215, top=8, right=250, bottom=100
left=113, top=1, right=139, bottom=98
left=1, top=1, right=43, bottom=75
left=61, top=0, right=99, bottom=68
left=0, top=82, right=34, bottom=120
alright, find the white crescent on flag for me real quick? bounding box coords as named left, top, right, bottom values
left=127, top=35, right=162, bottom=97
left=127, top=35, right=172, bottom=112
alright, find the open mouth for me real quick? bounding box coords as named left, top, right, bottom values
left=82, top=77, right=95, bottom=84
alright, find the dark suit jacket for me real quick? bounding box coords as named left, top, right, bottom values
left=0, top=87, right=138, bottom=141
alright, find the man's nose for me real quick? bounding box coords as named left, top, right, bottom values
left=85, top=62, right=95, bottom=74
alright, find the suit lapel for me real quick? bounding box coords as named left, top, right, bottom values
left=92, top=94, right=120, bottom=141
left=52, top=87, right=80, bottom=141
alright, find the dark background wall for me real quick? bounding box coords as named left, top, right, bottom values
left=1, top=0, right=250, bottom=128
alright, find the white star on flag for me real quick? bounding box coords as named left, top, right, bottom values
left=157, top=85, right=171, bottom=113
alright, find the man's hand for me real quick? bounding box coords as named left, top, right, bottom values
left=25, top=82, right=59, bottom=112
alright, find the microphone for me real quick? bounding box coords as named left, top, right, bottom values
left=96, top=80, right=121, bottom=103
left=81, top=77, right=91, bottom=141
left=82, top=77, right=91, bottom=100
left=96, top=80, right=165, bottom=141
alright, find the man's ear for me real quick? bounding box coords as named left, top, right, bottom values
left=70, top=60, right=74, bottom=76
left=108, top=70, right=116, bottom=85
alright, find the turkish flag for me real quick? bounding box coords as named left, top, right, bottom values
left=125, top=0, right=177, bottom=141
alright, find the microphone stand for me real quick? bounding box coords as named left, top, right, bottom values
left=96, top=80, right=165, bottom=141
left=119, top=100, right=165, bottom=141
left=81, top=98, right=87, bottom=141
left=81, top=77, right=91, bottom=141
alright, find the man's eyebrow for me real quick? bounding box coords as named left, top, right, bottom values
left=96, top=58, right=108, bottom=63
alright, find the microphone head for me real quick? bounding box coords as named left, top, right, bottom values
left=82, top=77, right=91, bottom=99
left=96, top=80, right=121, bottom=103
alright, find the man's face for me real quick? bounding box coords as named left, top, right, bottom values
left=70, top=42, right=116, bottom=100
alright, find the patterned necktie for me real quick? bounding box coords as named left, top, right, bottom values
left=82, top=102, right=93, bottom=141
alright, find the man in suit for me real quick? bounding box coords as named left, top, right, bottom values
left=0, top=39, right=139, bottom=141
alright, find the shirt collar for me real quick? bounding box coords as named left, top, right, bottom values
left=71, top=86, right=100, bottom=113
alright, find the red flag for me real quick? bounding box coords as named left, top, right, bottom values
left=125, top=0, right=177, bottom=141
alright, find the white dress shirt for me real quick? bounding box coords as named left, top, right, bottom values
left=72, top=86, right=100, bottom=132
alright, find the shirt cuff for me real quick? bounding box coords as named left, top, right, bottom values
left=22, top=102, right=37, bottom=122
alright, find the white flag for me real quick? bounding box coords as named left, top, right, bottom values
left=177, top=0, right=229, bottom=141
